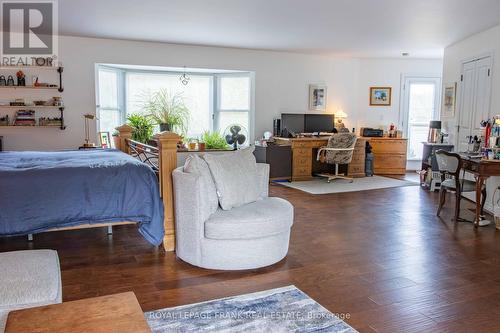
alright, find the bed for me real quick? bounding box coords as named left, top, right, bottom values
left=0, top=126, right=181, bottom=250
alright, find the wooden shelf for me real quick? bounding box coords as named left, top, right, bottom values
left=0, top=85, right=60, bottom=90
left=0, top=66, right=62, bottom=70
left=0, top=125, right=64, bottom=129
left=0, top=105, right=64, bottom=109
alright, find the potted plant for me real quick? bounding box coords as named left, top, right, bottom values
left=142, top=89, right=190, bottom=135
left=126, top=113, right=154, bottom=144
left=201, top=131, right=230, bottom=150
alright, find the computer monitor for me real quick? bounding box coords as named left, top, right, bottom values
left=304, top=114, right=335, bottom=133
left=280, top=113, right=305, bottom=136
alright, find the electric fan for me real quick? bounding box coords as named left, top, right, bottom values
left=223, top=124, right=248, bottom=150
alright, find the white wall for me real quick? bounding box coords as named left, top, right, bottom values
left=442, top=24, right=500, bottom=212
left=0, top=35, right=441, bottom=151
left=354, top=58, right=443, bottom=131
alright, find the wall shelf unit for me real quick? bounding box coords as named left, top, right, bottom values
left=0, top=65, right=65, bottom=130
left=0, top=66, right=64, bottom=92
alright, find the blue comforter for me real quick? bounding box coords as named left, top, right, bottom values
left=0, top=149, right=164, bottom=245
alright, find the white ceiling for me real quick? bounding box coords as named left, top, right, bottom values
left=59, top=0, right=500, bottom=58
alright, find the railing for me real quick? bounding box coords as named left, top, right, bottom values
left=126, top=139, right=159, bottom=175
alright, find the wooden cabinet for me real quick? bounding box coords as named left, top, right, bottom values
left=370, top=138, right=407, bottom=175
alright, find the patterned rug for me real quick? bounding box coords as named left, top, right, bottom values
left=145, top=285, right=358, bottom=332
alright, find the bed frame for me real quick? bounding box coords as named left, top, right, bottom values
left=116, top=125, right=180, bottom=252
left=26, top=125, right=179, bottom=252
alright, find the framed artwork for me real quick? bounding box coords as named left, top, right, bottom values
left=370, top=87, right=392, bottom=106
left=98, top=131, right=111, bottom=148
left=442, top=82, right=457, bottom=118
left=309, top=84, right=327, bottom=111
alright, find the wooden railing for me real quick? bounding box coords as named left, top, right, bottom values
left=115, top=124, right=180, bottom=252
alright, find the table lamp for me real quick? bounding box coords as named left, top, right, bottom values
left=334, top=109, right=347, bottom=129
left=82, top=114, right=97, bottom=148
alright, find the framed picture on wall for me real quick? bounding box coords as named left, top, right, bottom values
left=98, top=131, right=111, bottom=148
left=369, top=87, right=392, bottom=106
left=309, top=84, right=327, bottom=111
left=442, top=82, right=457, bottom=118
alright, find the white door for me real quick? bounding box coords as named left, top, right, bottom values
left=457, top=56, right=492, bottom=152
left=401, top=76, right=441, bottom=160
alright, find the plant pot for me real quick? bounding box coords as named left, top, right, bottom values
left=112, top=135, right=121, bottom=150
left=159, top=123, right=171, bottom=132
left=198, top=142, right=206, bottom=151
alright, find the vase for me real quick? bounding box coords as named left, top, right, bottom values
left=159, top=123, right=171, bottom=132
left=198, top=142, right=206, bottom=151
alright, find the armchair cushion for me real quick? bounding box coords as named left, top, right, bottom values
left=204, top=197, right=293, bottom=240
left=183, top=155, right=219, bottom=218
left=203, top=147, right=260, bottom=210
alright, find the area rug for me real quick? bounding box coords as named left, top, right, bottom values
left=277, top=175, right=418, bottom=195
left=145, top=285, right=358, bottom=332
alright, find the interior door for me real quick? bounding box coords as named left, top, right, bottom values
left=457, top=56, right=492, bottom=152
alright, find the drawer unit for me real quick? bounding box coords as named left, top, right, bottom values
left=370, top=138, right=407, bottom=175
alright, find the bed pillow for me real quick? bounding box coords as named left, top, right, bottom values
left=183, top=155, right=219, bottom=218
left=203, top=147, right=259, bottom=210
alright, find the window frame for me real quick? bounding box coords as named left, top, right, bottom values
left=214, top=73, right=253, bottom=138
left=95, top=65, right=254, bottom=141
left=95, top=65, right=126, bottom=134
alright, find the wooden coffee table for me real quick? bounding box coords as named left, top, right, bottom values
left=5, top=292, right=151, bottom=333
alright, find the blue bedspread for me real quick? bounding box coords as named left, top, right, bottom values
left=0, top=149, right=164, bottom=245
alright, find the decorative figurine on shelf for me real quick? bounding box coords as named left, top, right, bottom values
left=6, top=75, right=15, bottom=86
left=16, top=70, right=26, bottom=86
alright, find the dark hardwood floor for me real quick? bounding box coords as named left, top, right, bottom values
left=2, top=178, right=500, bottom=332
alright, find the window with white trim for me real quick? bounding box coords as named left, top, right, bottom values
left=96, top=65, right=253, bottom=141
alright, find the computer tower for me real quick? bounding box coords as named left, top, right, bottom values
left=273, top=118, right=281, bottom=137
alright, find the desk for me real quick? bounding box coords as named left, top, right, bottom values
left=461, top=157, right=500, bottom=227
left=5, top=292, right=151, bottom=333
left=274, top=137, right=368, bottom=181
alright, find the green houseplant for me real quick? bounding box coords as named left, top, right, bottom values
left=201, top=131, right=230, bottom=150
left=142, top=89, right=190, bottom=135
left=126, top=113, right=154, bottom=144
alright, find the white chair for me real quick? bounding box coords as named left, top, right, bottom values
left=173, top=158, right=294, bottom=270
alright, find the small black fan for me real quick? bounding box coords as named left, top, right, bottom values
left=224, top=124, right=248, bottom=150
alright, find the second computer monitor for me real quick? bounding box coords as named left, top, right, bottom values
left=304, top=114, right=335, bottom=133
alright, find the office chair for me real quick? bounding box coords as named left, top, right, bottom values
left=316, top=133, right=357, bottom=183
left=435, top=150, right=486, bottom=222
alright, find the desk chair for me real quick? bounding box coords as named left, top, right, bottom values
left=316, top=133, right=357, bottom=183
left=435, top=150, right=486, bottom=222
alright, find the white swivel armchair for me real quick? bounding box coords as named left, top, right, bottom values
left=172, top=157, right=294, bottom=270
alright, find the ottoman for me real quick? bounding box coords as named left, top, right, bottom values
left=0, top=250, right=62, bottom=332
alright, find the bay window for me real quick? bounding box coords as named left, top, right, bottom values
left=96, top=65, right=254, bottom=142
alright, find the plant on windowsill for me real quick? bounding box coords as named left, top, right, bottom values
left=142, top=89, right=190, bottom=136
left=126, top=113, right=154, bottom=144
left=201, top=131, right=230, bottom=150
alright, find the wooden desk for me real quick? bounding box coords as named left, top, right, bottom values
left=274, top=136, right=368, bottom=181
left=274, top=136, right=408, bottom=181
left=461, top=157, right=500, bottom=227
left=5, top=292, right=151, bottom=333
